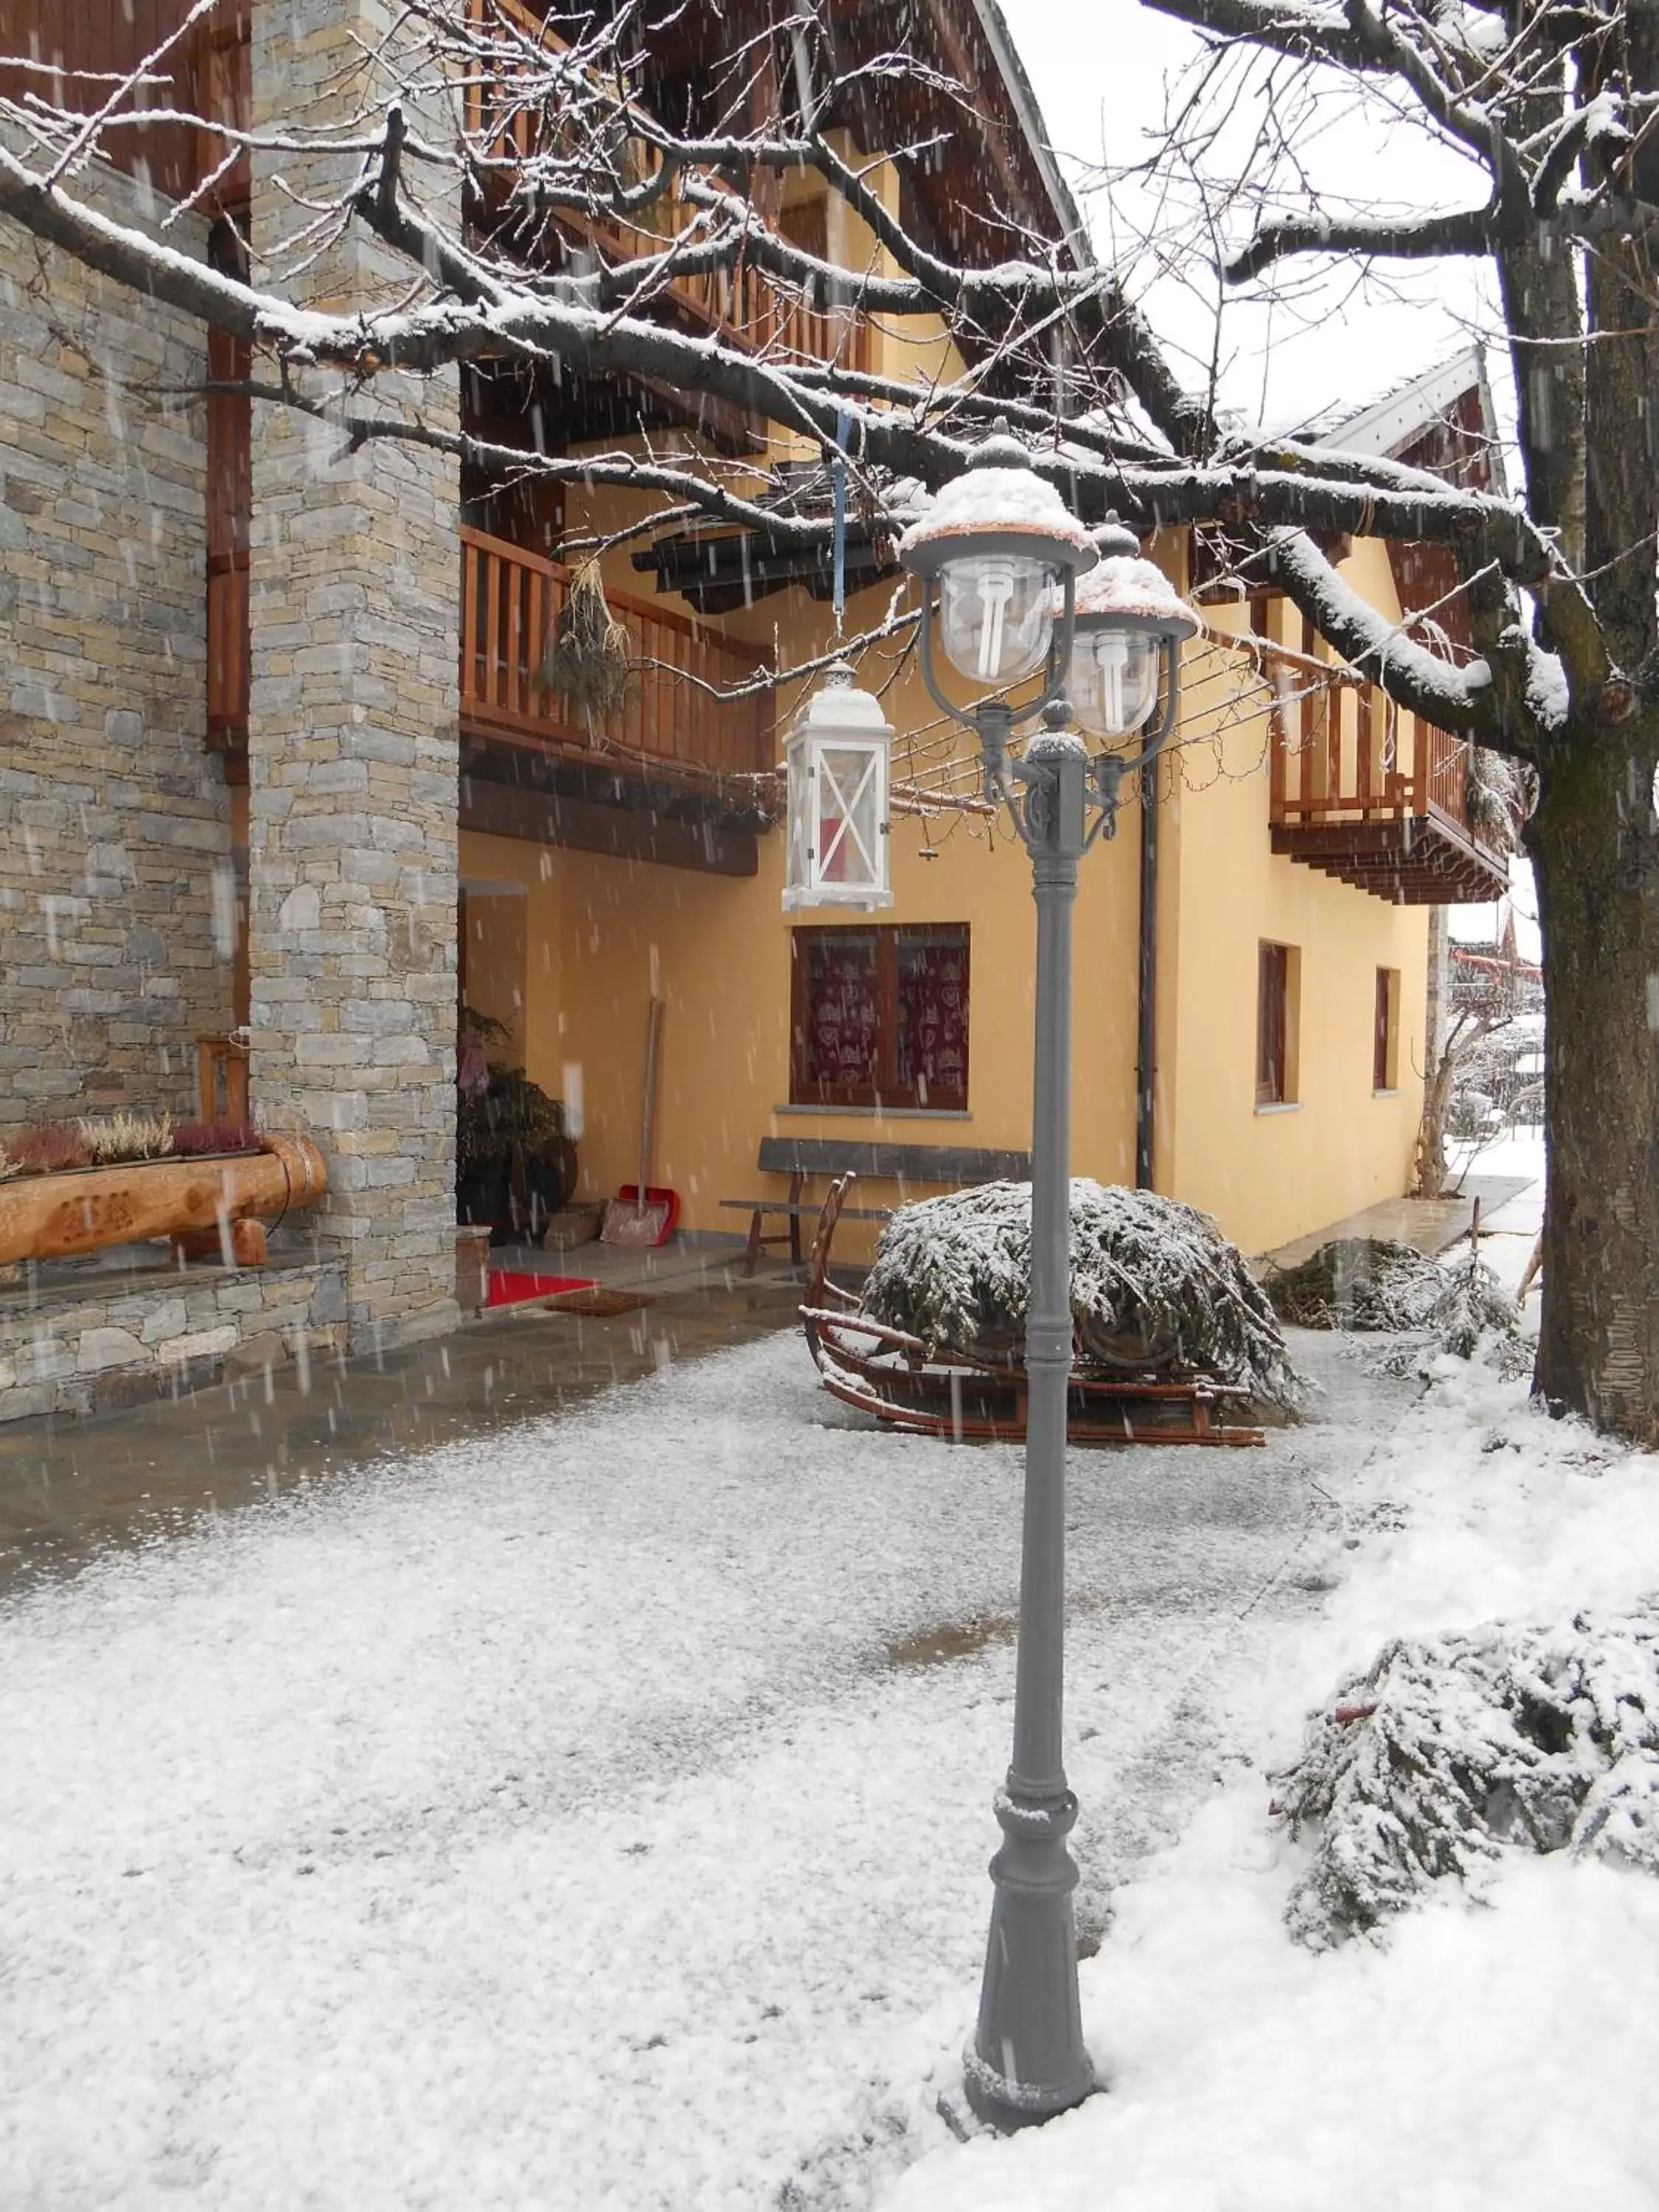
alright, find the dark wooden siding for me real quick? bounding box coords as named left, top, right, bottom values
left=0, top=0, right=247, bottom=205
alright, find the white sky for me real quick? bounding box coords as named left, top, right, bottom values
left=996, top=0, right=1502, bottom=431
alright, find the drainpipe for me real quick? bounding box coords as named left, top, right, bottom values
left=1135, top=768, right=1158, bottom=1190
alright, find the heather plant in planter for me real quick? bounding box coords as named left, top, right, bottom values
left=77, top=1112, right=175, bottom=1165
left=4, top=1124, right=92, bottom=1177
left=171, top=1121, right=264, bottom=1158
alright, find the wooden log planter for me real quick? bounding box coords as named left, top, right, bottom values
left=0, top=1135, right=327, bottom=1271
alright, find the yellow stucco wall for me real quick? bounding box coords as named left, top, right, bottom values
left=1158, top=549, right=1431, bottom=1253
left=460, top=609, right=1141, bottom=1256
left=465, top=524, right=1436, bottom=1262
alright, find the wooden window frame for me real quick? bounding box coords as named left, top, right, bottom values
left=790, top=924, right=970, bottom=1112
left=1256, top=941, right=1297, bottom=1106
left=1374, top=966, right=1401, bottom=1092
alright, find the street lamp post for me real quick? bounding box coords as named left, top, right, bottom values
left=897, top=441, right=1198, bottom=2126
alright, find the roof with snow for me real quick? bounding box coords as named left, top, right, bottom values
left=1310, top=346, right=1507, bottom=497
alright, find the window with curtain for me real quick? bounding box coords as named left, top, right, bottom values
left=790, top=925, right=970, bottom=1110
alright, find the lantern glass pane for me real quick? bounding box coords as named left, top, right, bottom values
left=817, top=743, right=883, bottom=894
left=938, top=553, right=1055, bottom=685
left=785, top=742, right=814, bottom=902
left=1070, top=627, right=1161, bottom=737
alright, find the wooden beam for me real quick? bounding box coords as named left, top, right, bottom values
left=460, top=771, right=758, bottom=877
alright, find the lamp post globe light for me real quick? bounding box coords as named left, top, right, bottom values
left=894, top=438, right=1199, bottom=2127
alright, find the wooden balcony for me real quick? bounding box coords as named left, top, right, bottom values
left=459, top=527, right=775, bottom=785
left=464, top=0, right=869, bottom=375
left=1268, top=627, right=1508, bottom=905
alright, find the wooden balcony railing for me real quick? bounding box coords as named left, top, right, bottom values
left=460, top=527, right=775, bottom=778
left=463, top=0, right=870, bottom=373
left=1266, top=618, right=1506, bottom=904
left=1268, top=623, right=1477, bottom=837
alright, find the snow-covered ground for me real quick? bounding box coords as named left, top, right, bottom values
left=891, top=1346, right=1659, bottom=2211
left=8, top=1154, right=1657, bottom=2211
left=4, top=1326, right=1373, bottom=2208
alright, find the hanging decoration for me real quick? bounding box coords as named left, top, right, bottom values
left=782, top=664, right=894, bottom=911
left=536, top=556, right=634, bottom=727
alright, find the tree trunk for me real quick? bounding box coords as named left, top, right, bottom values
left=1526, top=723, right=1659, bottom=1444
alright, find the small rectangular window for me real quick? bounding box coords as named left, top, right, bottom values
left=1374, top=967, right=1400, bottom=1091
left=791, top=924, right=969, bottom=1110
left=1256, top=942, right=1298, bottom=1105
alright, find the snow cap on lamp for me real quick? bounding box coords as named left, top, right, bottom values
left=782, top=661, right=894, bottom=913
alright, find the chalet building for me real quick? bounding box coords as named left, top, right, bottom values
left=0, top=0, right=1509, bottom=1420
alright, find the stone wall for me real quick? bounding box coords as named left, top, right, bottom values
left=0, top=153, right=232, bottom=1131
left=0, top=1256, right=347, bottom=1425
left=246, top=0, right=462, bottom=1352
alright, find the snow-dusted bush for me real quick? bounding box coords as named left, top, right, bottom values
left=1273, top=1607, right=1659, bottom=1949
left=859, top=1178, right=1301, bottom=1412
left=1266, top=1237, right=1518, bottom=1363
left=1267, top=1238, right=1452, bottom=1332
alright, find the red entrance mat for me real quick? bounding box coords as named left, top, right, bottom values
left=486, top=1270, right=599, bottom=1310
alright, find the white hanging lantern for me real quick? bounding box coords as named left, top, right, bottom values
left=782, top=662, right=894, bottom=912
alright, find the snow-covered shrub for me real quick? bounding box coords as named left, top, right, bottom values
left=859, top=1178, right=1302, bottom=1412
left=1266, top=1237, right=1518, bottom=1365
left=1267, top=1239, right=1451, bottom=1332
left=1273, top=1607, right=1659, bottom=1948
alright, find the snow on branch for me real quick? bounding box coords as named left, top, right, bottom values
left=1107, top=467, right=1555, bottom=588
left=1263, top=529, right=1497, bottom=732
left=1140, top=0, right=1377, bottom=72
left=1225, top=202, right=1498, bottom=283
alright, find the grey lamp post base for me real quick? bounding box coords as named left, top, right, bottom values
left=961, top=1785, right=1093, bottom=2122
left=962, top=723, right=1096, bottom=2127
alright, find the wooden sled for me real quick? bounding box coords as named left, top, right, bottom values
left=799, top=1174, right=1266, bottom=1448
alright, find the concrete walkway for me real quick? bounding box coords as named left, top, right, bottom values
left=1258, top=1172, right=1534, bottom=1270
left=0, top=1244, right=802, bottom=1589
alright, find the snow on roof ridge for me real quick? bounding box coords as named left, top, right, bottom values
left=968, top=0, right=1093, bottom=266
left=1312, top=345, right=1498, bottom=463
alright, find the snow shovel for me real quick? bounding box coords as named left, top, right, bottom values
left=601, top=996, right=680, bottom=1247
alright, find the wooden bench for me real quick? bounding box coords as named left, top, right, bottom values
left=720, top=1137, right=1032, bottom=1276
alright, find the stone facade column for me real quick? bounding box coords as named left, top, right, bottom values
left=247, top=0, right=460, bottom=1349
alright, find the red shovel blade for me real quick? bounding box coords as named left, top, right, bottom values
left=611, top=1185, right=681, bottom=1245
